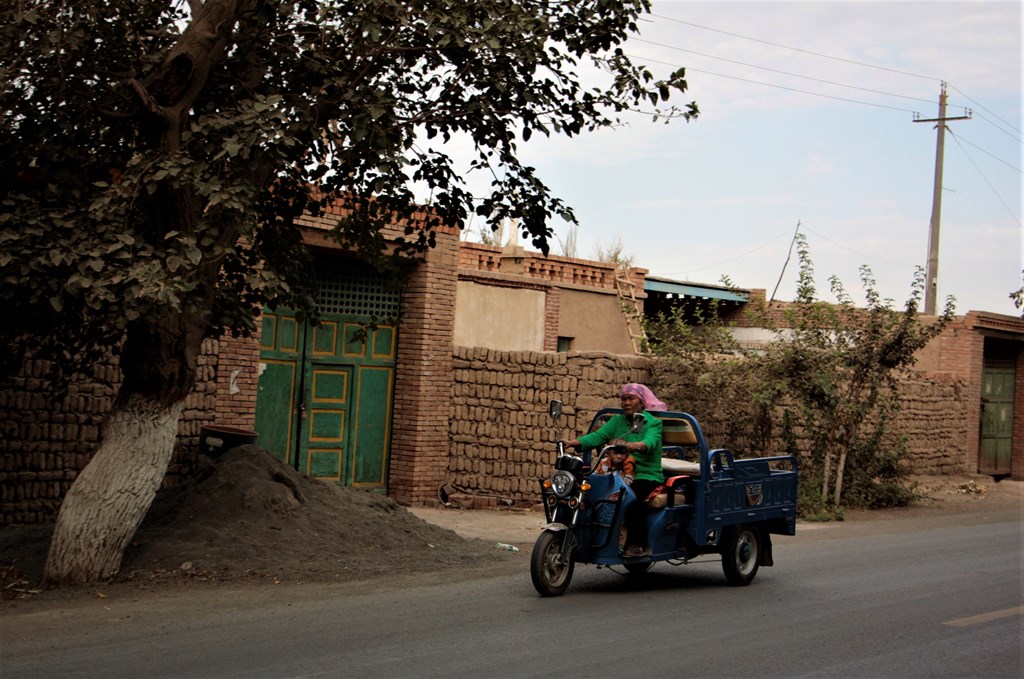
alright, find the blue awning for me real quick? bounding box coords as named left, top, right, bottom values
left=644, top=276, right=750, bottom=303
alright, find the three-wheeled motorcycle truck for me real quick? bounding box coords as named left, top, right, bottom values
left=531, top=401, right=799, bottom=597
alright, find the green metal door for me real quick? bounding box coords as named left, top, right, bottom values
left=254, top=259, right=399, bottom=487
left=979, top=358, right=1014, bottom=475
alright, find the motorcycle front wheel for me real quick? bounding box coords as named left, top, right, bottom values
left=530, top=529, right=576, bottom=597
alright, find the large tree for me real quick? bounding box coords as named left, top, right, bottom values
left=0, top=0, right=696, bottom=585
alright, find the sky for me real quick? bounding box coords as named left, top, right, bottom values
left=458, top=0, right=1023, bottom=316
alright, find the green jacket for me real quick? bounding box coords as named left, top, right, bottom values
left=578, top=411, right=663, bottom=483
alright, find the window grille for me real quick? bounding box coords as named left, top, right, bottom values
left=315, top=259, right=400, bottom=319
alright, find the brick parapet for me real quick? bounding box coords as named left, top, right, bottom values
left=459, top=241, right=639, bottom=292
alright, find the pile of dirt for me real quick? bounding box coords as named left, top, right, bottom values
left=0, top=446, right=510, bottom=598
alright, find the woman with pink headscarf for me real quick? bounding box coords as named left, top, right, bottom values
left=562, top=383, right=667, bottom=557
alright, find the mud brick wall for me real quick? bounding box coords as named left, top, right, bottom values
left=445, top=347, right=652, bottom=508
left=0, top=341, right=219, bottom=525
left=446, top=349, right=971, bottom=508
left=891, top=372, right=969, bottom=473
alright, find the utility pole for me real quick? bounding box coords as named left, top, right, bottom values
left=913, top=82, right=971, bottom=315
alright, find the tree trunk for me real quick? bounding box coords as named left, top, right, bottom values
left=44, top=309, right=205, bottom=587
left=43, top=393, right=185, bottom=586
left=40, top=2, right=243, bottom=588
left=821, top=450, right=832, bottom=505
left=833, top=449, right=848, bottom=507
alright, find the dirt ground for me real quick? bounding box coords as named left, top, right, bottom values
left=0, top=446, right=515, bottom=605
left=1, top=446, right=1021, bottom=608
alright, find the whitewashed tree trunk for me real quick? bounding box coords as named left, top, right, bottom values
left=43, top=393, right=185, bottom=586
left=821, top=451, right=832, bottom=505
left=834, top=450, right=848, bottom=506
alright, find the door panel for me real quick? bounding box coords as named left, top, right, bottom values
left=254, top=359, right=298, bottom=465
left=980, top=361, right=1014, bottom=474
left=352, top=365, right=394, bottom=485
left=304, top=364, right=352, bottom=480
left=256, top=315, right=398, bottom=485
left=254, top=311, right=305, bottom=466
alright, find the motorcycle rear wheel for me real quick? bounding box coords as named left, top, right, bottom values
left=721, top=524, right=761, bottom=586
left=530, top=530, right=576, bottom=597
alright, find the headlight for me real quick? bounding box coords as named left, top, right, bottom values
left=550, top=470, right=575, bottom=498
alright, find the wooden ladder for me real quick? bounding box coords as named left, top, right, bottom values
left=614, top=269, right=647, bottom=353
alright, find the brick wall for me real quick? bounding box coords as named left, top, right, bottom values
left=543, top=287, right=560, bottom=352
left=444, top=349, right=971, bottom=508
left=388, top=226, right=460, bottom=505
left=891, top=372, right=970, bottom=473
left=211, top=335, right=260, bottom=430
left=445, top=347, right=651, bottom=508
left=0, top=342, right=218, bottom=525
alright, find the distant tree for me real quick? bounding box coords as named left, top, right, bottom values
left=557, top=223, right=580, bottom=259
left=0, top=0, right=697, bottom=586
left=594, top=235, right=634, bottom=270
left=749, top=233, right=957, bottom=510
left=1011, top=270, right=1024, bottom=318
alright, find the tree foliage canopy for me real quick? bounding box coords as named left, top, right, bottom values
left=0, top=0, right=697, bottom=384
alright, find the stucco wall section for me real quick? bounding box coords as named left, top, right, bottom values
left=454, top=281, right=546, bottom=351
left=558, top=288, right=635, bottom=354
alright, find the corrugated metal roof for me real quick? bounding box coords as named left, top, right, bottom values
left=644, top=275, right=750, bottom=303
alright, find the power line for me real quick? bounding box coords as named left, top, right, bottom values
left=947, top=83, right=1022, bottom=136
left=645, top=14, right=1012, bottom=146
left=798, top=225, right=918, bottom=269
left=948, top=131, right=1022, bottom=174
left=949, top=130, right=1023, bottom=227
left=969, top=110, right=1024, bottom=146
left=627, top=53, right=919, bottom=113
left=631, top=37, right=940, bottom=107
left=660, top=224, right=800, bottom=277
left=649, top=13, right=942, bottom=82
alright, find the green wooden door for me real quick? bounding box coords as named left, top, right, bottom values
left=254, top=310, right=305, bottom=467
left=980, top=359, right=1015, bottom=475
left=254, top=259, right=400, bottom=487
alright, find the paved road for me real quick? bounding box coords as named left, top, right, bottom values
left=3, top=512, right=1021, bottom=678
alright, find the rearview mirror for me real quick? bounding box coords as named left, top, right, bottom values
left=548, top=400, right=563, bottom=423
left=629, top=412, right=645, bottom=435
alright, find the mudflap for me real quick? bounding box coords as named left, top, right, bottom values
left=761, top=531, right=774, bottom=567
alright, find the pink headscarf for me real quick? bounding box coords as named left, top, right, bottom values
left=621, top=383, right=668, bottom=411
